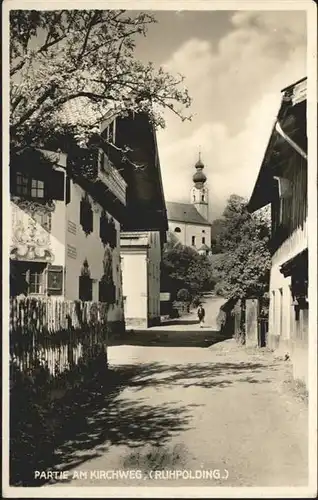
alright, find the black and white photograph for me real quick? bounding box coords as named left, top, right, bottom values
left=2, top=1, right=317, bottom=497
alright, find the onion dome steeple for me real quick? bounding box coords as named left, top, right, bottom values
left=192, top=151, right=207, bottom=188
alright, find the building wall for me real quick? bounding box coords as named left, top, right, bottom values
left=268, top=220, right=308, bottom=385
left=65, top=181, right=124, bottom=331
left=121, top=247, right=148, bottom=329
left=10, top=160, right=67, bottom=270
left=120, top=230, right=161, bottom=329
left=168, top=220, right=211, bottom=250
left=147, top=231, right=161, bottom=326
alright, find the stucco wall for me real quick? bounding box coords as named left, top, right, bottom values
left=168, top=221, right=211, bottom=250
left=121, top=230, right=161, bottom=328
left=50, top=198, right=67, bottom=268
left=268, top=221, right=308, bottom=385
left=147, top=231, right=161, bottom=324
left=121, top=248, right=148, bottom=327
left=65, top=181, right=124, bottom=326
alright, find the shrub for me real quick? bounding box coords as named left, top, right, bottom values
left=192, top=295, right=201, bottom=308
left=176, top=288, right=190, bottom=302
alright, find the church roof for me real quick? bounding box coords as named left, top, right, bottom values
left=166, top=201, right=210, bottom=226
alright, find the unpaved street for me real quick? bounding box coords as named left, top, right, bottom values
left=48, top=298, right=308, bottom=488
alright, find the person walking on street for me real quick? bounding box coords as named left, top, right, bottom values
left=197, top=304, right=205, bottom=328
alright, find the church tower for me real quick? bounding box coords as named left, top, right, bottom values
left=190, top=152, right=209, bottom=221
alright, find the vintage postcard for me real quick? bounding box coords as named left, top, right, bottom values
left=2, top=0, right=317, bottom=498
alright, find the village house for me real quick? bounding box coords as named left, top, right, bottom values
left=166, top=153, right=212, bottom=256
left=116, top=112, right=168, bottom=329
left=10, top=99, right=168, bottom=334
left=120, top=231, right=161, bottom=329
left=248, top=77, right=308, bottom=386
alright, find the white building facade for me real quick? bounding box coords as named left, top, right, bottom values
left=120, top=231, right=161, bottom=329
left=10, top=144, right=127, bottom=334
left=248, top=77, right=308, bottom=386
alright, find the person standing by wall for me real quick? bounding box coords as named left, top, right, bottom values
left=197, top=304, right=205, bottom=328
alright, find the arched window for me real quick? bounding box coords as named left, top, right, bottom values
left=193, top=193, right=196, bottom=202
left=201, top=193, right=205, bottom=202
left=174, top=227, right=181, bottom=233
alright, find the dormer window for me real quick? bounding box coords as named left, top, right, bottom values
left=31, top=179, right=45, bottom=198
left=12, top=168, right=65, bottom=202
left=16, top=172, right=45, bottom=199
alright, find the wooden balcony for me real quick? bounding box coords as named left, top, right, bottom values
left=98, top=152, right=126, bottom=205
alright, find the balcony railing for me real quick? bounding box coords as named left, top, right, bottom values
left=98, top=154, right=126, bottom=205
left=68, top=149, right=126, bottom=206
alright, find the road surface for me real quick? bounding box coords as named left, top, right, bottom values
left=47, top=296, right=308, bottom=488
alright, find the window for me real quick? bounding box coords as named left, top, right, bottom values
left=193, top=193, right=196, bottom=202
left=31, top=179, right=45, bottom=198
left=174, top=227, right=181, bottom=233
left=201, top=194, right=205, bottom=202
left=16, top=172, right=45, bottom=199
left=29, top=271, right=44, bottom=294
left=19, top=262, right=47, bottom=295
left=202, top=230, right=205, bottom=234
left=192, top=236, right=196, bottom=246
left=16, top=172, right=29, bottom=196
left=202, top=237, right=205, bottom=244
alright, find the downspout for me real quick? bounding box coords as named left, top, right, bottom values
left=275, top=121, right=307, bottom=160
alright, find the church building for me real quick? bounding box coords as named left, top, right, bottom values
left=166, top=153, right=212, bottom=256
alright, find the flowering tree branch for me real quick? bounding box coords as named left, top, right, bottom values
left=10, top=9, right=192, bottom=155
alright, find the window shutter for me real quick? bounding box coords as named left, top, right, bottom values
left=65, top=176, right=71, bottom=205
left=46, top=170, right=65, bottom=201
left=87, top=278, right=92, bottom=301
left=99, top=281, right=105, bottom=302
left=80, top=196, right=93, bottom=235
left=98, top=278, right=116, bottom=304
left=79, top=275, right=92, bottom=301
left=47, top=265, right=63, bottom=295
left=110, top=283, right=116, bottom=304
left=79, top=276, right=84, bottom=300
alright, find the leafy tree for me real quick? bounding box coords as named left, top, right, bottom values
left=213, top=195, right=271, bottom=300
left=210, top=218, right=226, bottom=253
left=10, top=10, right=191, bottom=156
left=161, top=244, right=215, bottom=298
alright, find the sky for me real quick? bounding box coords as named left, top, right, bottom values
left=132, top=9, right=307, bottom=221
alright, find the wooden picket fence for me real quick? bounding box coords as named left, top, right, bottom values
left=10, top=297, right=109, bottom=377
